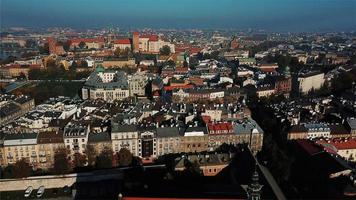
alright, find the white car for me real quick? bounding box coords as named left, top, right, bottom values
left=37, top=186, right=45, bottom=198
left=24, top=186, right=33, bottom=198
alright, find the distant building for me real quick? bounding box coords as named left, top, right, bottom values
left=113, top=38, right=132, bottom=50
left=69, top=37, right=105, bottom=49
left=0, top=95, right=35, bottom=125
left=129, top=72, right=148, bottom=97
left=287, top=125, right=308, bottom=140
left=298, top=71, right=325, bottom=94
left=82, top=66, right=130, bottom=101
left=304, top=123, right=331, bottom=139
left=175, top=153, right=232, bottom=176
left=132, top=32, right=175, bottom=54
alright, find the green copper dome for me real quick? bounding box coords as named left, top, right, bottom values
left=95, top=65, right=105, bottom=73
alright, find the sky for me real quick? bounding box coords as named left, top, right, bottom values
left=1, top=0, right=356, bottom=32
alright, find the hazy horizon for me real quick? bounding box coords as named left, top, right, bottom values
left=1, top=0, right=356, bottom=32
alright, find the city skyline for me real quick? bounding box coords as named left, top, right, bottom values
left=1, top=0, right=356, bottom=32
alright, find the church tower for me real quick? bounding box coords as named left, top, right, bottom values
left=247, top=165, right=263, bottom=200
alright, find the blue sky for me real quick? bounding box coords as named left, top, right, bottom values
left=1, top=0, right=356, bottom=32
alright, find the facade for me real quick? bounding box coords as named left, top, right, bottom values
left=37, top=131, right=65, bottom=169
left=113, top=39, right=132, bottom=50
left=180, top=127, right=209, bottom=153
left=156, top=127, right=181, bottom=156
left=88, top=131, right=112, bottom=155
left=129, top=73, right=148, bottom=96
left=304, top=123, right=331, bottom=139
left=82, top=67, right=130, bottom=101
left=3, top=133, right=39, bottom=166
left=287, top=125, right=308, bottom=140
left=111, top=124, right=139, bottom=156
left=69, top=38, right=105, bottom=49
left=63, top=123, right=90, bottom=155
left=256, top=86, right=275, bottom=98
left=298, top=71, right=325, bottom=94
left=138, top=126, right=157, bottom=158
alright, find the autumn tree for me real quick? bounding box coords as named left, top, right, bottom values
left=117, top=148, right=133, bottom=167
left=13, top=158, right=32, bottom=178
left=78, top=41, right=86, bottom=49
left=52, top=147, right=71, bottom=174
left=114, top=47, right=122, bottom=57
left=160, top=45, right=171, bottom=56
left=85, top=144, right=97, bottom=166
left=72, top=153, right=87, bottom=168
left=96, top=146, right=113, bottom=169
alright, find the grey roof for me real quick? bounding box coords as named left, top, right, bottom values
left=347, top=118, right=356, bottom=130
left=88, top=132, right=111, bottom=143
left=84, top=70, right=129, bottom=89
left=111, top=124, right=137, bottom=133
left=156, top=127, right=180, bottom=138
left=233, top=118, right=264, bottom=135
left=4, top=133, right=38, bottom=140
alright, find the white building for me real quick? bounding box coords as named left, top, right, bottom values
left=298, top=71, right=325, bottom=94
left=63, top=123, right=90, bottom=155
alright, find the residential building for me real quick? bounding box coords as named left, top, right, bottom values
left=111, top=124, right=138, bottom=156
left=37, top=131, right=65, bottom=169
left=298, top=71, right=325, bottom=94
left=3, top=133, right=39, bottom=166
left=63, top=123, right=90, bottom=155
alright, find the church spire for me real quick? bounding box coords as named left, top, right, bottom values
left=247, top=164, right=263, bottom=200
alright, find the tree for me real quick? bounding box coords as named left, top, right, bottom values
left=85, top=144, right=97, bottom=166
left=13, top=158, right=32, bottom=178
left=114, top=47, right=122, bottom=57
left=160, top=45, right=171, bottom=56
left=25, top=39, right=36, bottom=48
left=72, top=153, right=87, bottom=169
left=2, top=165, right=15, bottom=179
left=52, top=147, right=71, bottom=174
left=96, top=146, right=113, bottom=169
left=78, top=41, right=86, bottom=49
left=117, top=148, right=133, bottom=167
left=38, top=43, right=49, bottom=54
left=81, top=60, right=88, bottom=68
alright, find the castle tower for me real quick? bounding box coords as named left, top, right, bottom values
left=132, top=32, right=140, bottom=52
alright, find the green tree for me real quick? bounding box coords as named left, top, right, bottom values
left=78, top=41, right=86, bottom=49
left=2, top=165, right=15, bottom=179
left=39, top=43, right=49, bottom=54
left=52, top=147, right=71, bottom=174
left=160, top=45, right=171, bottom=56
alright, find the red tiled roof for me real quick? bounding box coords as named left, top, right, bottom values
left=296, top=139, right=323, bottom=156
left=207, top=122, right=234, bottom=135
left=140, top=34, right=158, bottom=42
left=113, top=39, right=131, bottom=44
left=164, top=84, right=194, bottom=91
left=319, top=138, right=356, bottom=150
